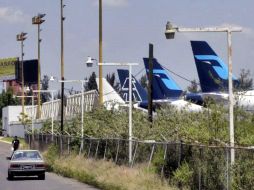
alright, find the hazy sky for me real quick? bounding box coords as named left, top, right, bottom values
left=0, top=0, right=254, bottom=91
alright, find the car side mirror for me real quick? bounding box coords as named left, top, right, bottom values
left=6, top=157, right=11, bottom=160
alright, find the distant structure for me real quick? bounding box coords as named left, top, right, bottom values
left=1, top=57, right=39, bottom=94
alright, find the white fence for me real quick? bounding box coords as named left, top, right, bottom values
left=25, top=90, right=98, bottom=120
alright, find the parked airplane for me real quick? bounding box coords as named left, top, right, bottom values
left=117, top=69, right=147, bottom=103
left=117, top=58, right=203, bottom=112
left=189, top=41, right=254, bottom=111
left=96, top=77, right=125, bottom=110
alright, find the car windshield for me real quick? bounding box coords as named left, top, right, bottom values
left=12, top=151, right=42, bottom=160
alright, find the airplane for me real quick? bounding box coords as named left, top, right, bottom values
left=117, top=69, right=147, bottom=103
left=96, top=77, right=125, bottom=110
left=117, top=58, right=203, bottom=112
left=189, top=41, right=254, bottom=112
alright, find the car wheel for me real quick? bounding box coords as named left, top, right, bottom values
left=38, top=173, right=45, bottom=180
left=8, top=173, right=13, bottom=180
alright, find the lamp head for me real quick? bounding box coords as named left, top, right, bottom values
left=38, top=13, right=46, bottom=18
left=86, top=56, right=93, bottom=67
left=25, top=86, right=30, bottom=92
left=32, top=14, right=45, bottom=24
left=165, top=21, right=176, bottom=39
left=17, top=32, right=27, bottom=41
left=49, top=76, right=55, bottom=81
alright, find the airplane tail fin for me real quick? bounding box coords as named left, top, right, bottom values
left=96, top=77, right=125, bottom=109
left=191, top=41, right=239, bottom=92
left=143, top=58, right=183, bottom=99
left=117, top=69, right=147, bottom=102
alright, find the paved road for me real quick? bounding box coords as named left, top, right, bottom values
left=0, top=141, right=99, bottom=190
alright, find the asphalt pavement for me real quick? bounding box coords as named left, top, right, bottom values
left=0, top=141, right=99, bottom=190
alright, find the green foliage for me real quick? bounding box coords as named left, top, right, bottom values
left=85, top=72, right=98, bottom=91
left=0, top=88, right=19, bottom=118
left=106, top=72, right=120, bottom=92
left=237, top=69, right=253, bottom=91
left=41, top=75, right=51, bottom=103
left=18, top=112, right=31, bottom=130
left=139, top=74, right=148, bottom=91
left=152, top=147, right=166, bottom=175
left=44, top=144, right=59, bottom=171
left=232, top=157, right=254, bottom=190
left=39, top=103, right=254, bottom=189
left=172, top=161, right=193, bottom=188
left=187, top=79, right=199, bottom=93
left=41, top=103, right=254, bottom=146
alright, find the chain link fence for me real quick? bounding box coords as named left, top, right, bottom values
left=25, top=133, right=254, bottom=190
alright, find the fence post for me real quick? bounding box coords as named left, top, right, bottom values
left=148, top=143, right=155, bottom=168
left=55, top=135, right=57, bottom=145
left=161, top=143, right=168, bottom=177
left=95, top=140, right=100, bottom=159
left=28, top=134, right=31, bottom=149
left=198, top=147, right=203, bottom=190
left=131, top=141, right=139, bottom=168
left=67, top=135, right=70, bottom=155
left=178, top=140, right=183, bottom=167
left=103, top=140, right=107, bottom=160
left=60, top=135, right=63, bottom=155
left=115, top=139, right=120, bottom=164
left=79, top=137, right=83, bottom=155
left=226, top=146, right=229, bottom=190
left=88, top=139, right=92, bottom=158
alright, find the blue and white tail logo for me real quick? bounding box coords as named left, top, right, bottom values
left=143, top=58, right=183, bottom=99
left=117, top=69, right=147, bottom=102
left=191, top=41, right=239, bottom=92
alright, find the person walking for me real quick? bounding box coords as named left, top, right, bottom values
left=11, top=136, right=20, bottom=157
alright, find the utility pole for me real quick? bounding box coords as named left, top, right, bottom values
left=99, top=0, right=103, bottom=105
left=16, top=32, right=27, bottom=118
left=148, top=44, right=153, bottom=123
left=32, top=13, right=46, bottom=119
left=60, top=0, right=65, bottom=134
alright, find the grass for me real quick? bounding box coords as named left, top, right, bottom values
left=46, top=154, right=177, bottom=190
left=0, top=137, right=29, bottom=149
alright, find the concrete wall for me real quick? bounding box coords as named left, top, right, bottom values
left=8, top=123, right=42, bottom=138
left=2, top=106, right=42, bottom=138
left=2, top=106, right=22, bottom=136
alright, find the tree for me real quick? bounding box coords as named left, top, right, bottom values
left=0, top=88, right=19, bottom=130
left=106, top=72, right=120, bottom=92
left=18, top=112, right=31, bottom=130
left=237, top=69, right=253, bottom=91
left=187, top=79, right=199, bottom=93
left=41, top=75, right=51, bottom=103
left=85, top=72, right=98, bottom=91
left=0, top=88, right=19, bottom=119
left=139, top=74, right=148, bottom=91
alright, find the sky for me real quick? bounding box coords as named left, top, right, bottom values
left=0, top=0, right=254, bottom=92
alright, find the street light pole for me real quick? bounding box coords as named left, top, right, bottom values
left=58, top=79, right=87, bottom=154
left=227, top=31, right=235, bottom=164
left=32, top=13, right=46, bottom=119
left=99, top=0, right=103, bottom=105
left=81, top=80, right=84, bottom=153
left=128, top=64, right=133, bottom=164
left=165, top=22, right=242, bottom=165
left=16, top=32, right=27, bottom=118
left=33, top=90, right=56, bottom=141
left=16, top=95, right=35, bottom=139
left=97, top=62, right=139, bottom=164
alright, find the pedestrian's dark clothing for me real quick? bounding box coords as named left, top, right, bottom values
left=12, top=138, right=20, bottom=151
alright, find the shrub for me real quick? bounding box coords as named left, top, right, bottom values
left=172, top=161, right=193, bottom=189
